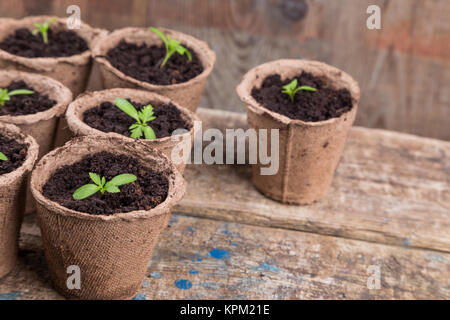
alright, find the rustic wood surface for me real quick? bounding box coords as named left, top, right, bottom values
left=0, top=213, right=448, bottom=300
left=0, top=0, right=448, bottom=140
left=175, top=109, right=450, bottom=253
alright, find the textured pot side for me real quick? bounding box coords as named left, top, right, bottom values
left=236, top=59, right=360, bottom=204
left=66, top=88, right=198, bottom=174
left=30, top=135, right=186, bottom=300
left=0, top=123, right=38, bottom=278
left=0, top=70, right=72, bottom=213
left=0, top=16, right=107, bottom=148
left=92, top=27, right=216, bottom=112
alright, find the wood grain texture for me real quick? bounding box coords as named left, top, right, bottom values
left=174, top=109, right=450, bottom=253
left=0, top=214, right=448, bottom=300
left=0, top=0, right=448, bottom=139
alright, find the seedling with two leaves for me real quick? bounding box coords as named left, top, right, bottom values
left=0, top=152, right=7, bottom=161
left=114, top=98, right=157, bottom=140
left=73, top=172, right=137, bottom=200
left=0, top=88, right=34, bottom=105
left=32, top=18, right=57, bottom=44
left=281, top=79, right=317, bottom=102
left=149, top=27, right=192, bottom=68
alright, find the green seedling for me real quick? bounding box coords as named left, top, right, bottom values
left=0, top=88, right=34, bottom=105
left=149, top=27, right=192, bottom=68
left=281, top=79, right=317, bottom=102
left=73, top=172, right=137, bottom=200
left=114, top=98, right=157, bottom=140
left=0, top=152, right=7, bottom=161
left=32, top=18, right=57, bottom=44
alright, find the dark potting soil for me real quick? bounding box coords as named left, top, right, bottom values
left=0, top=81, right=56, bottom=116
left=0, top=134, right=27, bottom=175
left=42, top=152, right=169, bottom=215
left=83, top=100, right=191, bottom=139
left=0, top=28, right=88, bottom=58
left=105, top=40, right=204, bottom=85
left=251, top=72, right=353, bottom=122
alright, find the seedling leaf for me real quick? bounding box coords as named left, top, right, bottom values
left=149, top=27, right=192, bottom=68
left=107, top=174, right=137, bottom=187
left=281, top=79, right=317, bottom=102
left=32, top=18, right=56, bottom=44
left=115, top=98, right=157, bottom=140
left=114, top=98, right=139, bottom=121
left=0, top=88, right=34, bottom=105
left=0, top=151, right=8, bottom=161
left=89, top=172, right=102, bottom=186
left=73, top=184, right=99, bottom=200
left=73, top=172, right=137, bottom=200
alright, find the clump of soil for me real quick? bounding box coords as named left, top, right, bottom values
left=83, top=100, right=191, bottom=139
left=251, top=72, right=353, bottom=122
left=0, top=28, right=88, bottom=58
left=0, top=81, right=56, bottom=116
left=106, top=40, right=203, bottom=85
left=42, top=152, right=169, bottom=215
left=0, top=134, right=28, bottom=175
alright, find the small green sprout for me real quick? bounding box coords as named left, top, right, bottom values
left=114, top=98, right=157, bottom=140
left=0, top=152, right=8, bottom=161
left=73, top=172, right=137, bottom=200
left=281, top=79, right=317, bottom=102
left=32, top=18, right=57, bottom=44
left=149, top=27, right=192, bottom=68
left=0, top=88, right=34, bottom=105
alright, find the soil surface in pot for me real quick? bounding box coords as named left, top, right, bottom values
left=251, top=72, right=353, bottom=122
left=83, top=99, right=191, bottom=139
left=0, top=134, right=27, bottom=175
left=0, top=81, right=56, bottom=116
left=42, top=151, right=169, bottom=215
left=106, top=41, right=204, bottom=85
left=0, top=28, right=88, bottom=58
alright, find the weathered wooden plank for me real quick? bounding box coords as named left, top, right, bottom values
left=173, top=109, right=450, bottom=253
left=0, top=214, right=448, bottom=299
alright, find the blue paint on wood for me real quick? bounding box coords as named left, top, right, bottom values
left=175, top=279, right=192, bottom=290
left=189, top=269, right=199, bottom=275
left=0, top=292, right=21, bottom=300
left=199, top=281, right=218, bottom=290
left=132, top=293, right=146, bottom=300
left=150, top=272, right=161, bottom=279
left=252, top=262, right=280, bottom=273
left=142, top=281, right=150, bottom=287
left=187, top=226, right=195, bottom=233
left=208, top=248, right=230, bottom=260
left=403, top=238, right=411, bottom=248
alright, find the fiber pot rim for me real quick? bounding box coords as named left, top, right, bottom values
left=236, top=59, right=361, bottom=127
left=92, top=27, right=216, bottom=90
left=65, top=88, right=199, bottom=145
left=0, top=16, right=107, bottom=70
left=0, top=122, right=39, bottom=185
left=0, top=70, right=73, bottom=125
left=30, top=135, right=186, bottom=222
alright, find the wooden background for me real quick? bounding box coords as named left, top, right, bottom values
left=0, top=0, right=449, bottom=140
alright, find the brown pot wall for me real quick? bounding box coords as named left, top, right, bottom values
left=30, top=135, right=186, bottom=299
left=92, top=27, right=216, bottom=113
left=0, top=70, right=72, bottom=213
left=66, top=88, right=198, bottom=174
left=236, top=59, right=360, bottom=204
left=0, top=123, right=38, bottom=278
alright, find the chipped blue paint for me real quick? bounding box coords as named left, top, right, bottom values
left=403, top=238, right=411, bottom=248
left=192, top=253, right=204, bottom=262
left=150, top=272, right=161, bottom=279
left=208, top=248, right=230, bottom=260
left=142, top=281, right=150, bottom=287
left=231, top=242, right=238, bottom=246
left=175, top=279, right=192, bottom=290
left=0, top=292, right=21, bottom=300
left=187, top=226, right=195, bottom=233
left=199, top=281, right=218, bottom=290
left=189, top=269, right=199, bottom=275
left=252, top=262, right=280, bottom=273
left=132, top=293, right=146, bottom=300
left=426, top=253, right=446, bottom=263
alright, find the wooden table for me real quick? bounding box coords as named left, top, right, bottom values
left=0, top=109, right=449, bottom=300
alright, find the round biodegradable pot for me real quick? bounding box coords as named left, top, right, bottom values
left=0, top=123, right=38, bottom=278
left=66, top=88, right=198, bottom=174
left=0, top=16, right=107, bottom=149
left=92, top=27, right=216, bottom=112
left=30, top=135, right=186, bottom=300
left=0, top=70, right=72, bottom=213
left=236, top=59, right=360, bottom=204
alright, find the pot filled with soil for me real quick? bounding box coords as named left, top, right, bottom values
left=0, top=70, right=72, bottom=213
left=66, top=88, right=197, bottom=174
left=0, top=15, right=107, bottom=148
left=92, top=27, right=216, bottom=112
left=0, top=122, right=38, bottom=278
left=30, top=135, right=185, bottom=299
left=236, top=59, right=360, bottom=204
